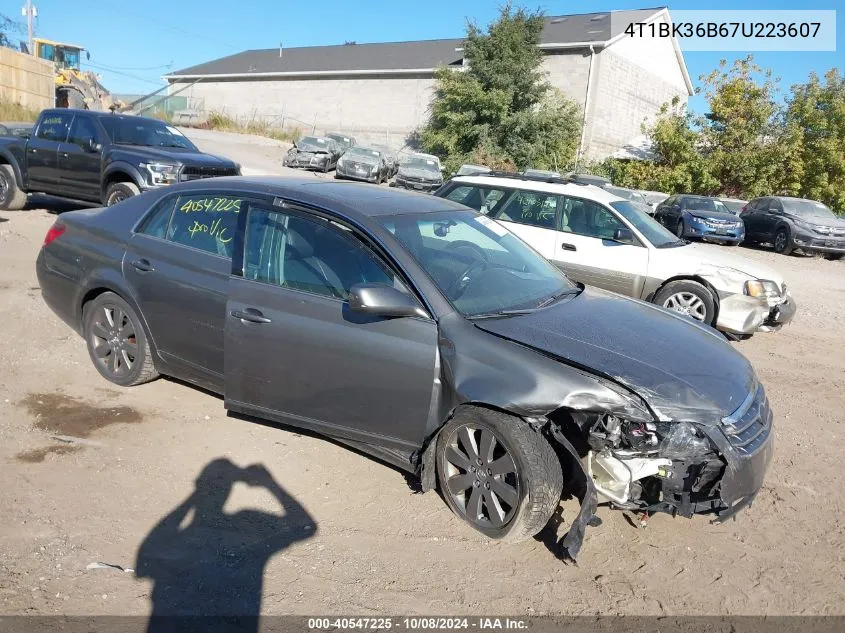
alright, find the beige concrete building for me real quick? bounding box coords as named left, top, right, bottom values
left=166, top=7, right=692, bottom=161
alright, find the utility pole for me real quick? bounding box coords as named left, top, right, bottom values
left=22, top=0, right=35, bottom=54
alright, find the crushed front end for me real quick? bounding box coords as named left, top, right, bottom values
left=555, top=382, right=773, bottom=526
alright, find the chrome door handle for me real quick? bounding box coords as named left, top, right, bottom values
left=230, top=309, right=271, bottom=324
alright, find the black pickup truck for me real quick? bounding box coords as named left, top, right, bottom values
left=0, top=109, right=240, bottom=210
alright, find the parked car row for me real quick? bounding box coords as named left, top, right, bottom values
left=283, top=132, right=444, bottom=193
left=434, top=171, right=796, bottom=338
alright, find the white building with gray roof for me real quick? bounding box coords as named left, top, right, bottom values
left=165, top=7, right=692, bottom=162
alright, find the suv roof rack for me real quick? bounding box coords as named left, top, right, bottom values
left=458, top=169, right=588, bottom=186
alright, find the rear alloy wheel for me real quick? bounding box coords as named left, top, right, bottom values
left=774, top=228, right=794, bottom=255
left=83, top=292, right=158, bottom=387
left=436, top=407, right=563, bottom=543
left=105, top=181, right=140, bottom=207
left=0, top=164, right=27, bottom=211
left=654, top=280, right=716, bottom=325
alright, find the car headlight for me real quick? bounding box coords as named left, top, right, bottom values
left=744, top=279, right=781, bottom=298
left=141, top=163, right=178, bottom=185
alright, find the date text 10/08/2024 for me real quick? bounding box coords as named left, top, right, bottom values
left=307, top=617, right=528, bottom=630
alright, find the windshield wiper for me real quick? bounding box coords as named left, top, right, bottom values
left=467, top=308, right=540, bottom=320
left=535, top=287, right=581, bottom=308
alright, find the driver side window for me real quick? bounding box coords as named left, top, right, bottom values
left=560, top=197, right=623, bottom=240
left=243, top=208, right=399, bottom=299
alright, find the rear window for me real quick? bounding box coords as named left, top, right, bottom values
left=137, top=193, right=242, bottom=258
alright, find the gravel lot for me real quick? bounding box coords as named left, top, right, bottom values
left=0, top=130, right=843, bottom=617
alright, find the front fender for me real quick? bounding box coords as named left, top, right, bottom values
left=102, top=160, right=145, bottom=192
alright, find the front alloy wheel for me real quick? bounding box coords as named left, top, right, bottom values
left=436, top=407, right=563, bottom=543
left=653, top=279, right=716, bottom=325
left=663, top=291, right=707, bottom=321
left=443, top=424, right=522, bottom=529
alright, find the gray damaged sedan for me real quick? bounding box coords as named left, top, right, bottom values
left=36, top=177, right=773, bottom=560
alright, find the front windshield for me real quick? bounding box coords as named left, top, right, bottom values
left=99, top=117, right=196, bottom=150
left=684, top=197, right=720, bottom=212
left=610, top=200, right=684, bottom=248
left=401, top=156, right=440, bottom=172
left=380, top=210, right=577, bottom=317
left=297, top=136, right=330, bottom=152
left=346, top=147, right=381, bottom=160
left=783, top=198, right=836, bottom=220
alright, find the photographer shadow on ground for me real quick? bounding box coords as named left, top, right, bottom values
left=135, top=458, right=317, bottom=632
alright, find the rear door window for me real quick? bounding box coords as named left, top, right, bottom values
left=490, top=191, right=558, bottom=229
left=443, top=184, right=511, bottom=216
left=135, top=193, right=242, bottom=258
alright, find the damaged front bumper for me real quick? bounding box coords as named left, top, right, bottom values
left=716, top=291, right=797, bottom=335
left=545, top=383, right=773, bottom=560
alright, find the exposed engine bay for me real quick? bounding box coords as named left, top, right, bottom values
left=573, top=413, right=727, bottom=518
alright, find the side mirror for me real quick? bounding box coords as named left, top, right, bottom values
left=348, top=283, right=427, bottom=318
left=85, top=138, right=102, bottom=153
left=612, top=227, right=635, bottom=245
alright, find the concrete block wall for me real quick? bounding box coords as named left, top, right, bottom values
left=541, top=50, right=591, bottom=105
left=181, top=74, right=436, bottom=148
left=583, top=49, right=688, bottom=161
left=0, top=47, right=54, bottom=111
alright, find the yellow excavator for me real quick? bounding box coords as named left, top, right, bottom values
left=31, top=37, right=127, bottom=111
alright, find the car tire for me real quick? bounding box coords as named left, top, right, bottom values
left=823, top=253, right=844, bottom=261
left=83, top=292, right=159, bottom=387
left=436, top=407, right=563, bottom=543
left=105, top=181, right=140, bottom=207
left=653, top=280, right=717, bottom=325
left=675, top=218, right=685, bottom=238
left=774, top=227, right=794, bottom=255
left=0, top=164, right=28, bottom=211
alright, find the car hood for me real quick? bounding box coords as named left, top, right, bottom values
left=474, top=288, right=756, bottom=418
left=343, top=155, right=379, bottom=166
left=116, top=146, right=237, bottom=167
left=398, top=167, right=442, bottom=180
left=789, top=213, right=845, bottom=229
left=687, top=210, right=740, bottom=222
left=664, top=243, right=786, bottom=287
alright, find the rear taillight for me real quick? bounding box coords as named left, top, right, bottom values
left=43, top=223, right=66, bottom=247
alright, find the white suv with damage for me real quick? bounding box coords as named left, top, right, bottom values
left=435, top=173, right=796, bottom=337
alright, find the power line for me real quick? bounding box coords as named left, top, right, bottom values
left=79, top=0, right=244, bottom=52
left=82, top=62, right=165, bottom=87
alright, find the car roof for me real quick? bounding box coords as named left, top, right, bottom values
left=448, top=174, right=624, bottom=205
left=167, top=176, right=463, bottom=219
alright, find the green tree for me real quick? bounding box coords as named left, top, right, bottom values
left=786, top=69, right=845, bottom=211
left=598, top=97, right=717, bottom=195
left=421, top=4, right=581, bottom=173
left=699, top=56, right=796, bottom=199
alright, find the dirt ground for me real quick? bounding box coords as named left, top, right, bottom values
left=1, top=132, right=844, bottom=618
